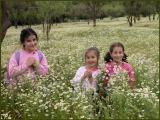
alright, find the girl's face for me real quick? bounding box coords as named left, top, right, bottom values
left=110, top=46, right=124, bottom=63
left=85, top=51, right=98, bottom=67
left=23, top=35, right=38, bottom=52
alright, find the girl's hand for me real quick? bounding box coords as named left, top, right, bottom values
left=103, top=74, right=109, bottom=87
left=88, top=77, right=94, bottom=84
left=85, top=70, right=93, bottom=83
left=87, top=70, right=92, bottom=78
left=81, top=70, right=92, bottom=80
left=26, top=57, right=36, bottom=67
left=129, top=80, right=136, bottom=89
left=32, top=59, right=39, bottom=69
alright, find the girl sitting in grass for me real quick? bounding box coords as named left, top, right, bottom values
left=6, top=28, right=48, bottom=87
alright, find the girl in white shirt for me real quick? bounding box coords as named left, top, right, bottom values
left=71, top=47, right=101, bottom=93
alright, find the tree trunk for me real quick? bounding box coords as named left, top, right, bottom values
left=133, top=16, right=136, bottom=23
left=46, top=23, right=49, bottom=41
left=93, top=18, right=96, bottom=27
left=42, top=23, right=45, bottom=33
left=14, top=20, right=18, bottom=29
left=130, top=16, right=133, bottom=26
left=149, top=15, right=151, bottom=21
left=153, top=14, right=156, bottom=20
left=93, top=4, right=96, bottom=27
left=22, top=23, right=24, bottom=28
left=137, top=15, right=140, bottom=21
left=0, top=1, right=12, bottom=43
left=127, top=16, right=133, bottom=26
left=46, top=18, right=51, bottom=41
left=49, top=23, right=51, bottom=32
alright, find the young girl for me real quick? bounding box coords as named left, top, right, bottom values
left=71, top=47, right=101, bottom=93
left=104, top=42, right=135, bottom=89
left=6, top=28, right=48, bottom=86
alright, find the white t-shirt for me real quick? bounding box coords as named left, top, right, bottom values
left=71, top=66, right=100, bottom=92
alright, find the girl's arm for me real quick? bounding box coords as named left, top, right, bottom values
left=103, top=74, right=109, bottom=87
left=71, top=67, right=83, bottom=84
left=8, top=53, right=28, bottom=78
left=128, top=65, right=136, bottom=89
left=71, top=67, right=84, bottom=91
left=35, top=54, right=48, bottom=76
left=103, top=63, right=110, bottom=87
left=93, top=79, right=97, bottom=89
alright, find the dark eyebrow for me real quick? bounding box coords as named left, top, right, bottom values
left=27, top=39, right=31, bottom=41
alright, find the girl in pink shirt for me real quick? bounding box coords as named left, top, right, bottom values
left=6, top=28, right=48, bottom=86
left=104, top=42, right=135, bottom=89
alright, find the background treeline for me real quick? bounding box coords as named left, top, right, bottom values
left=1, top=0, right=159, bottom=41
left=8, top=0, right=159, bottom=28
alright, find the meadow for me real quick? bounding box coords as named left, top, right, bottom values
left=1, top=17, right=159, bottom=119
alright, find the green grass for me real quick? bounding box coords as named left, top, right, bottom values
left=1, top=17, right=159, bottom=119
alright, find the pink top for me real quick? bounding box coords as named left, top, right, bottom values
left=105, top=61, right=135, bottom=85
left=8, top=49, right=48, bottom=81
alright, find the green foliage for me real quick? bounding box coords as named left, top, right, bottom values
left=1, top=17, right=159, bottom=119
left=7, top=1, right=159, bottom=27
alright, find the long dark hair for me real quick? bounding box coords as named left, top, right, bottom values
left=104, top=42, right=128, bottom=63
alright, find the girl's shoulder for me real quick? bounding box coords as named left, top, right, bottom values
left=36, top=50, right=45, bottom=56
left=75, top=66, right=86, bottom=74
left=78, top=66, right=86, bottom=71
left=10, top=49, right=22, bottom=57
left=122, top=62, right=133, bottom=70
left=105, top=61, right=113, bottom=67
left=36, top=49, right=44, bottom=54
left=13, top=49, right=28, bottom=55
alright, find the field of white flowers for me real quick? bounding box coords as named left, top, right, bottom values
left=1, top=17, right=159, bottom=119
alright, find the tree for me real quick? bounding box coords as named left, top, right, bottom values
left=84, top=0, right=105, bottom=27
left=0, top=0, right=12, bottom=43
left=36, top=1, right=54, bottom=40
left=123, top=0, right=142, bottom=26
left=36, top=1, right=69, bottom=40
